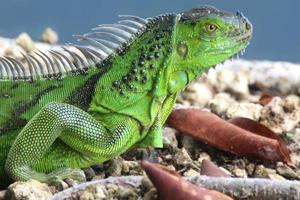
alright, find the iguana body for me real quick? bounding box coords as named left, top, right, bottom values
left=0, top=6, right=252, bottom=187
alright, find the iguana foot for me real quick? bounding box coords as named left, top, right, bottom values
left=5, top=165, right=86, bottom=184
left=46, top=168, right=86, bottom=184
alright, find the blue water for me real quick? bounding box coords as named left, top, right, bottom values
left=0, top=0, right=299, bottom=62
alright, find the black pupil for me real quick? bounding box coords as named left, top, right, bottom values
left=209, top=25, right=215, bottom=31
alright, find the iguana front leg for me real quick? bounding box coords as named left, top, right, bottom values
left=137, top=93, right=177, bottom=148
left=5, top=102, right=141, bottom=182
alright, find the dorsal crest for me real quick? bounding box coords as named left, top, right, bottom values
left=0, top=14, right=174, bottom=81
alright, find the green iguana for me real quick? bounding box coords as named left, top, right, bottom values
left=0, top=6, right=252, bottom=187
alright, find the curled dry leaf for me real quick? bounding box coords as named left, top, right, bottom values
left=228, top=117, right=282, bottom=141
left=200, top=159, right=230, bottom=177
left=167, top=108, right=292, bottom=165
left=259, top=93, right=273, bottom=106
left=141, top=160, right=233, bottom=200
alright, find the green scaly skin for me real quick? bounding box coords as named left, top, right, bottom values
left=0, top=6, right=252, bottom=187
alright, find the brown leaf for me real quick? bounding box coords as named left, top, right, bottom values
left=229, top=117, right=292, bottom=165
left=200, top=159, right=230, bottom=177
left=229, top=117, right=282, bottom=140
left=141, top=160, right=233, bottom=200
left=259, top=93, right=273, bottom=106
left=167, top=109, right=292, bottom=165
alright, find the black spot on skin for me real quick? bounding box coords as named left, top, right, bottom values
left=140, top=69, right=146, bottom=75
left=10, top=83, right=18, bottom=90
left=128, top=84, right=134, bottom=90
left=155, top=34, right=162, bottom=40
left=140, top=52, right=147, bottom=59
left=149, top=45, right=156, bottom=52
left=113, top=81, right=120, bottom=88
left=141, top=75, right=148, bottom=84
left=122, top=76, right=128, bottom=82
left=67, top=72, right=103, bottom=111
left=139, top=61, right=145, bottom=67
left=150, top=64, right=155, bottom=69
left=139, top=57, right=145, bottom=62
left=147, top=55, right=155, bottom=61
left=127, top=73, right=135, bottom=81
left=154, top=52, right=160, bottom=58
left=131, top=67, right=138, bottom=74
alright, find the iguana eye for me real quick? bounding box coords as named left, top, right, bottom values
left=205, top=23, right=218, bottom=33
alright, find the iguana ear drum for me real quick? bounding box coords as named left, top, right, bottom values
left=177, top=43, right=188, bottom=58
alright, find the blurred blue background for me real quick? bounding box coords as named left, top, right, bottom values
left=0, top=0, right=299, bottom=62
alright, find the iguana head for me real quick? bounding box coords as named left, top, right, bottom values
left=172, top=6, right=252, bottom=71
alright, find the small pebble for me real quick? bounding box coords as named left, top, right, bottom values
left=183, top=169, right=200, bottom=177
left=15, top=32, right=35, bottom=52
left=232, top=168, right=247, bottom=178
left=41, top=27, right=59, bottom=44
left=276, top=162, right=297, bottom=179
left=7, top=180, right=52, bottom=200
left=174, top=148, right=193, bottom=167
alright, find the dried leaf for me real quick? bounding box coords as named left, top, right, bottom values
left=229, top=117, right=281, bottom=140
left=259, top=93, right=273, bottom=106
left=167, top=108, right=292, bottom=165
left=229, top=117, right=292, bottom=165
left=141, top=160, right=233, bottom=200
left=200, top=159, right=230, bottom=177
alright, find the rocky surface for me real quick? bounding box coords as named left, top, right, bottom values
left=6, top=180, right=52, bottom=200
left=1, top=33, right=300, bottom=199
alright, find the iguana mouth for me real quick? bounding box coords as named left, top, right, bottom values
left=204, top=27, right=252, bottom=57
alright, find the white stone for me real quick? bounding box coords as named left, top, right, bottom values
left=183, top=82, right=213, bottom=108
left=41, top=27, right=59, bottom=44
left=15, top=32, right=35, bottom=52
left=8, top=180, right=52, bottom=200
left=183, top=169, right=200, bottom=177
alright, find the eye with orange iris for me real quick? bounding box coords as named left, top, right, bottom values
left=205, top=24, right=218, bottom=33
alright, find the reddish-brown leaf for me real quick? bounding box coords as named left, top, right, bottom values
left=141, top=160, right=233, bottom=200
left=200, top=159, right=230, bottom=177
left=229, top=117, right=292, bottom=165
left=229, top=117, right=280, bottom=140
left=259, top=93, right=273, bottom=106
left=167, top=109, right=292, bottom=165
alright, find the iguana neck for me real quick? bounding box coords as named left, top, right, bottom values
left=156, top=15, right=206, bottom=96
left=89, top=14, right=177, bottom=114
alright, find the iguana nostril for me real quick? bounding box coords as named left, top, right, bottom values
left=245, top=21, right=251, bottom=31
